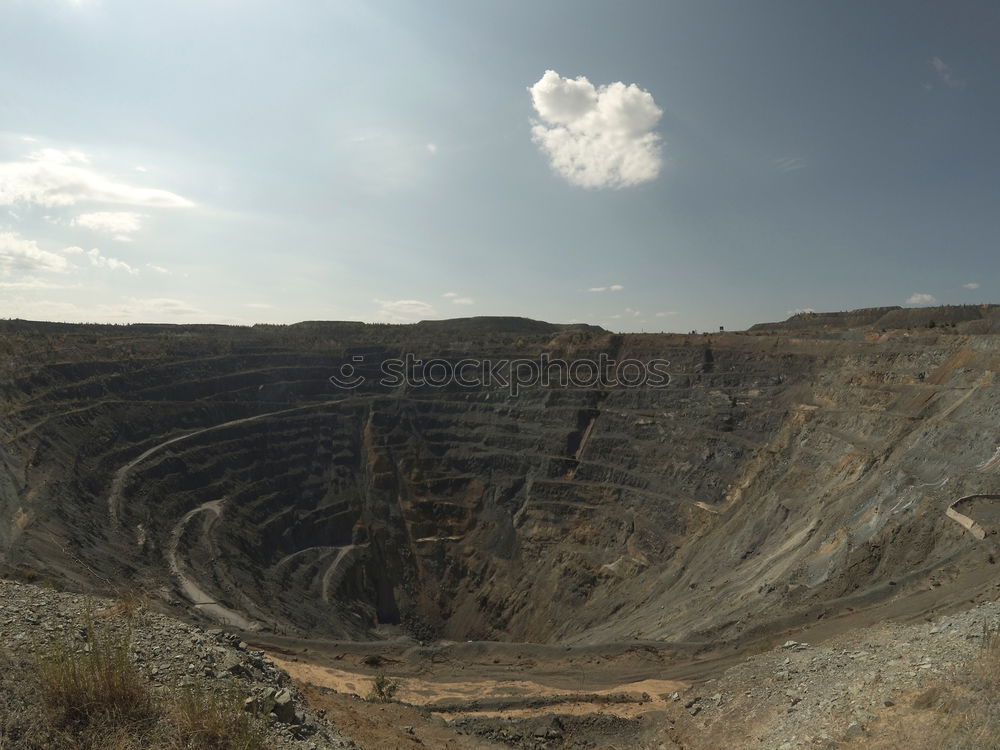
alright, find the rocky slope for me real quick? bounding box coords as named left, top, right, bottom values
left=683, top=600, right=1000, bottom=749
left=0, top=578, right=353, bottom=749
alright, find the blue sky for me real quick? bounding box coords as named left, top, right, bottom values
left=0, top=0, right=997, bottom=331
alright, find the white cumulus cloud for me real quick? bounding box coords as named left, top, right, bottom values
left=72, top=211, right=146, bottom=241
left=588, top=284, right=624, bottom=293
left=528, top=70, right=663, bottom=189
left=907, top=293, right=937, bottom=306
left=0, top=231, right=71, bottom=274
left=0, top=148, right=193, bottom=208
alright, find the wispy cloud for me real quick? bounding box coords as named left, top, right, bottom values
left=963, top=282, right=980, bottom=290
left=374, top=298, right=436, bottom=322
left=146, top=264, right=171, bottom=275
left=929, top=57, right=966, bottom=89
left=100, top=297, right=204, bottom=320
left=0, top=231, right=71, bottom=274
left=654, top=311, right=678, bottom=317
left=588, top=284, right=624, bottom=293
left=72, top=211, right=146, bottom=241
left=774, top=156, right=806, bottom=173
left=0, top=148, right=193, bottom=208
left=74, top=247, right=138, bottom=275
left=2, top=296, right=207, bottom=324
left=528, top=70, right=663, bottom=189
left=246, top=302, right=274, bottom=309
left=906, top=293, right=937, bottom=306
left=345, top=130, right=434, bottom=191
left=0, top=277, right=79, bottom=290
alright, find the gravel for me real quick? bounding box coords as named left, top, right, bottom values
left=680, top=601, right=1000, bottom=748
left=0, top=579, right=357, bottom=749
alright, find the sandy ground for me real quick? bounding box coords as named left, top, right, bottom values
left=271, top=653, right=683, bottom=717
left=273, top=651, right=685, bottom=749
left=297, top=684, right=506, bottom=750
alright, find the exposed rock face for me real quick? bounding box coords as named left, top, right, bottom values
left=1, top=310, right=999, bottom=646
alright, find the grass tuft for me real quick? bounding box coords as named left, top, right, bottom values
left=858, top=623, right=1000, bottom=749
left=167, top=685, right=270, bottom=750
left=28, top=607, right=273, bottom=750
left=36, top=616, right=159, bottom=743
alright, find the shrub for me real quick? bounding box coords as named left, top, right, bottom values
left=365, top=672, right=399, bottom=703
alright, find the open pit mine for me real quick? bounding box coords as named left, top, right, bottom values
left=3, top=305, right=1000, bottom=749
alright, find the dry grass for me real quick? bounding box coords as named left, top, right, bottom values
left=36, top=617, right=160, bottom=746
left=101, top=584, right=152, bottom=622
left=18, top=607, right=273, bottom=750
left=852, top=625, right=1000, bottom=750
left=166, top=686, right=270, bottom=750
left=926, top=625, right=1000, bottom=750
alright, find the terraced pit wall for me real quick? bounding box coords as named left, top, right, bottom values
left=1, top=317, right=999, bottom=646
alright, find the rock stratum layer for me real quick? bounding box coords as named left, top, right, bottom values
left=2, top=308, right=1000, bottom=648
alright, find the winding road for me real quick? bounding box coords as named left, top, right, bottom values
left=321, top=544, right=366, bottom=604
left=107, top=399, right=351, bottom=525
left=165, top=498, right=260, bottom=631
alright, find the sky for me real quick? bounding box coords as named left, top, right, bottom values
left=0, top=0, right=998, bottom=332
